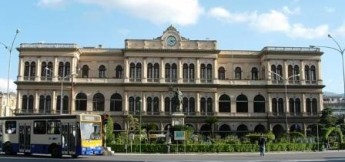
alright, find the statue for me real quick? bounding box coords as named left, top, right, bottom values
left=172, top=88, right=183, bottom=112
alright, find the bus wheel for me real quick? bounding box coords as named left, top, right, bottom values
left=72, top=154, right=79, bottom=158
left=51, top=146, right=62, bottom=158
left=3, top=142, right=13, bottom=155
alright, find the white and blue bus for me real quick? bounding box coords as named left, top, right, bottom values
left=0, top=114, right=103, bottom=158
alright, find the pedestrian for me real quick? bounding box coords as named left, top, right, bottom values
left=258, top=134, right=266, bottom=157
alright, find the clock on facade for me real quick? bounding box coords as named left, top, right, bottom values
left=166, top=35, right=177, bottom=46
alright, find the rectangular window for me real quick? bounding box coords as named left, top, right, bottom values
left=34, top=121, right=47, bottom=134
left=5, top=121, right=16, bottom=134
left=47, top=120, right=61, bottom=134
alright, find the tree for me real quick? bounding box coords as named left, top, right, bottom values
left=125, top=114, right=139, bottom=131
left=205, top=116, right=218, bottom=138
left=319, top=107, right=337, bottom=127
left=105, top=115, right=115, bottom=145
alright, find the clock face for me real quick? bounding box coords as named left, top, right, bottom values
left=166, top=36, right=177, bottom=46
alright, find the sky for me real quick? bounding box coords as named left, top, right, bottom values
left=1, top=0, right=345, bottom=94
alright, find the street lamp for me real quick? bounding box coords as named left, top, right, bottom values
left=139, top=95, right=142, bottom=154
left=310, top=34, right=345, bottom=98
left=269, top=71, right=300, bottom=133
left=45, top=67, right=77, bottom=114
left=0, top=29, right=20, bottom=116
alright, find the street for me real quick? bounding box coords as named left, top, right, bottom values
left=1, top=151, right=345, bottom=162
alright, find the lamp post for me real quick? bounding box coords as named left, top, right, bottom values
left=310, top=34, right=345, bottom=98
left=45, top=67, right=77, bottom=114
left=269, top=71, right=300, bottom=133
left=139, top=95, right=142, bottom=154
left=0, top=29, right=20, bottom=116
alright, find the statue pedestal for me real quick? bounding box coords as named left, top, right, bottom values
left=171, top=112, right=185, bottom=126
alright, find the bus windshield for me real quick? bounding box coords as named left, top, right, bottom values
left=80, top=122, right=101, bottom=140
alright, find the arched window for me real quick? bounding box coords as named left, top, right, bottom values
left=206, top=64, right=212, bottom=82
left=236, top=94, right=248, bottom=112
left=39, top=95, right=51, bottom=114
left=129, top=96, right=142, bottom=115
left=171, top=63, right=177, bottom=82
left=154, top=63, right=159, bottom=82
left=278, top=98, right=284, bottom=115
left=93, top=93, right=105, bottom=111
left=129, top=63, right=142, bottom=82
left=200, top=64, right=212, bottom=83
left=182, top=97, right=195, bottom=115
left=165, top=63, right=177, bottom=82
left=271, top=65, right=277, bottom=80
left=235, top=67, right=242, bottom=80
left=219, top=94, right=230, bottom=112
left=306, top=98, right=311, bottom=114
left=183, top=64, right=188, bottom=82
left=164, top=97, right=172, bottom=115
left=254, top=95, right=265, bottom=112
left=218, top=67, right=225, bottom=80
left=30, top=62, right=36, bottom=80
left=57, top=95, right=69, bottom=114
left=146, top=97, right=159, bottom=115
left=180, top=63, right=196, bottom=82
left=58, top=62, right=70, bottom=80
left=190, top=64, right=195, bottom=81
left=22, top=95, right=35, bottom=113
left=200, top=64, right=206, bottom=82
left=200, top=97, right=212, bottom=115
left=295, top=98, right=301, bottom=115
left=82, top=65, right=89, bottom=78
left=272, top=98, right=278, bottom=114
left=99, top=65, right=106, bottom=78
left=115, top=65, right=123, bottom=79
left=311, top=65, right=316, bottom=82
left=75, top=93, right=87, bottom=111
left=305, top=65, right=310, bottom=82
left=110, top=93, right=122, bottom=111
left=312, top=98, right=318, bottom=114
left=41, top=62, right=48, bottom=80
left=251, top=67, right=258, bottom=80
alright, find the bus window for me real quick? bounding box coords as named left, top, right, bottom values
left=80, top=123, right=101, bottom=140
left=0, top=124, right=2, bottom=137
left=34, top=121, right=47, bottom=134
left=5, top=121, right=16, bottom=134
left=47, top=120, right=61, bottom=134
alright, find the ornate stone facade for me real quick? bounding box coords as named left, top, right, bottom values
left=15, top=26, right=323, bottom=137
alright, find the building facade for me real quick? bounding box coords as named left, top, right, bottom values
left=0, top=92, right=16, bottom=116
left=15, top=26, right=324, bottom=137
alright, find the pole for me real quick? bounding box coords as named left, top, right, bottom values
left=269, top=71, right=300, bottom=134
left=328, top=34, right=345, bottom=98
left=0, top=29, right=19, bottom=116
left=139, top=95, right=142, bottom=154
left=317, top=123, right=319, bottom=151
left=285, top=80, right=288, bottom=133
left=61, top=78, right=64, bottom=114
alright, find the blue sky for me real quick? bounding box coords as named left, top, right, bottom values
left=1, top=0, right=345, bottom=94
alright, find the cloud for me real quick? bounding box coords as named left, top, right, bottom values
left=335, top=23, right=345, bottom=37
left=324, top=7, right=336, bottom=13
left=289, top=24, right=329, bottom=39
left=250, top=10, right=290, bottom=32
left=282, top=6, right=300, bottom=15
left=0, top=78, right=16, bottom=93
left=37, top=0, right=67, bottom=8
left=78, top=0, right=204, bottom=26
left=208, top=7, right=329, bottom=39
left=208, top=7, right=253, bottom=23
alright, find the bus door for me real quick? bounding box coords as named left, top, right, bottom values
left=0, top=124, right=3, bottom=152
left=61, top=123, right=77, bottom=155
left=19, top=123, right=31, bottom=153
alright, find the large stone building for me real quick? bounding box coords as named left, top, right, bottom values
left=15, top=26, right=323, bottom=137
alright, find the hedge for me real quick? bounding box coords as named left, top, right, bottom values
left=108, top=143, right=320, bottom=153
